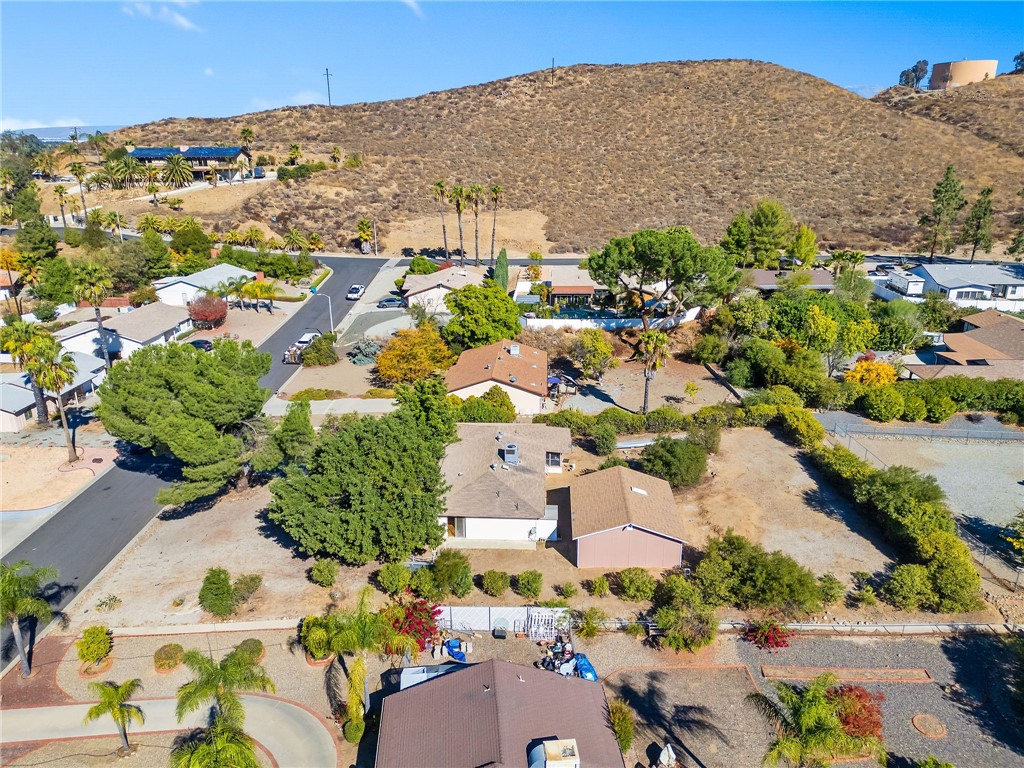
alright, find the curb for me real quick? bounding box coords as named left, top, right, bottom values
left=111, top=619, right=300, bottom=637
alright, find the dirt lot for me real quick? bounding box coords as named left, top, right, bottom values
left=189, top=300, right=298, bottom=347
left=0, top=445, right=118, bottom=511
left=382, top=210, right=560, bottom=259
left=280, top=356, right=376, bottom=399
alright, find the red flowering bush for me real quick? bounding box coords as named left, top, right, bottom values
left=744, top=619, right=796, bottom=651
left=828, top=684, right=885, bottom=739
left=388, top=593, right=441, bottom=651
left=856, top=351, right=877, bottom=364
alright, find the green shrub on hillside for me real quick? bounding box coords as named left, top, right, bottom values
left=777, top=406, right=825, bottom=448
left=863, top=386, right=905, bottom=422
left=618, top=568, right=657, bottom=601
left=514, top=570, right=543, bottom=600
left=482, top=570, right=511, bottom=597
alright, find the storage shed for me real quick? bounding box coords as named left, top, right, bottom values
left=569, top=466, right=685, bottom=569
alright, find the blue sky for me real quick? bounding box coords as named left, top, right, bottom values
left=2, top=1, right=1022, bottom=131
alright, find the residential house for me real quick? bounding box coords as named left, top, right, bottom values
left=747, top=268, right=835, bottom=293
left=445, top=340, right=549, bottom=415
left=54, top=303, right=192, bottom=360
left=439, top=423, right=572, bottom=544
left=910, top=263, right=1024, bottom=310
left=402, top=265, right=487, bottom=312
left=904, top=309, right=1024, bottom=381
left=0, top=351, right=106, bottom=432
left=153, top=264, right=256, bottom=306
left=0, top=269, right=21, bottom=302
left=883, top=267, right=926, bottom=298
left=126, top=146, right=252, bottom=183
left=513, top=264, right=607, bottom=307
left=375, top=658, right=625, bottom=768
left=569, top=465, right=686, bottom=569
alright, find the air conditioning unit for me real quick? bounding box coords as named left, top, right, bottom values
left=503, top=443, right=520, bottom=465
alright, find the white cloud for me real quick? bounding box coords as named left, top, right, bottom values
left=204, top=67, right=214, bottom=77
left=401, top=0, right=425, bottom=19
left=122, top=3, right=201, bottom=32
left=1, top=116, right=86, bottom=131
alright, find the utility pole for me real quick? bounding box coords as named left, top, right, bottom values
left=550, top=58, right=554, bottom=86
left=373, top=220, right=379, bottom=257
left=324, top=68, right=333, bottom=106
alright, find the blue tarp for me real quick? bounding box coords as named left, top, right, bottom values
left=443, top=639, right=466, bottom=663
left=574, top=653, right=597, bottom=682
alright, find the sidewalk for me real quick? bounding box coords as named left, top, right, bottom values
left=263, top=395, right=396, bottom=417
left=0, top=694, right=337, bottom=768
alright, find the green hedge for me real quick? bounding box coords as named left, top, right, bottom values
left=310, top=268, right=332, bottom=289
left=895, top=376, right=1024, bottom=424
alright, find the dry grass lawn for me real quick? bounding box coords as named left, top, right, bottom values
left=0, top=445, right=118, bottom=511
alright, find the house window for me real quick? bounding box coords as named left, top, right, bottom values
left=545, top=451, right=561, bottom=468
left=954, top=290, right=987, bottom=301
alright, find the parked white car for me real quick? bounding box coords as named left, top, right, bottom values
left=346, top=284, right=366, bottom=300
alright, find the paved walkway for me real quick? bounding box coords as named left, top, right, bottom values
left=0, top=694, right=337, bottom=767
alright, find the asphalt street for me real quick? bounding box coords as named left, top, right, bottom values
left=1, top=255, right=385, bottom=669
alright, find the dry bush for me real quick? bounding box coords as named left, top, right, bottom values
left=515, top=326, right=577, bottom=360
left=111, top=62, right=1024, bottom=252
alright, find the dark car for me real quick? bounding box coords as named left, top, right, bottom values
left=253, top=166, right=266, bottom=179
left=376, top=296, right=407, bottom=309
left=189, top=339, right=214, bottom=352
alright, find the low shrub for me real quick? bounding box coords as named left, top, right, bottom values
left=363, top=387, right=396, bottom=399
left=641, top=436, right=707, bottom=487
left=744, top=385, right=804, bottom=408
left=744, top=619, right=796, bottom=651
left=481, top=569, right=511, bottom=597
left=807, top=445, right=876, bottom=494
left=63, top=228, right=82, bottom=247
left=924, top=394, right=957, bottom=423
left=686, top=422, right=721, bottom=454
left=310, top=559, right=339, bottom=588
left=432, top=550, right=471, bottom=596
left=644, top=406, right=689, bottom=433
left=863, top=386, right=904, bottom=422
left=558, top=581, right=579, bottom=599
left=301, top=333, right=339, bottom=367
left=777, top=406, right=825, bottom=448
left=595, top=407, right=647, bottom=435
left=32, top=301, right=58, bottom=322
left=692, top=334, right=728, bottom=365
left=828, top=684, right=885, bottom=740
left=575, top=606, right=608, bottom=639
left=538, top=408, right=595, bottom=436
left=589, top=575, right=610, bottom=598
left=537, top=597, right=569, bottom=608
left=514, top=570, right=543, bottom=600
left=77, top=626, right=113, bottom=666
left=883, top=564, right=936, bottom=611
left=299, top=615, right=332, bottom=659
left=349, top=337, right=384, bottom=366
left=232, top=573, right=262, bottom=603
left=410, top=567, right=442, bottom=601
left=451, top=566, right=474, bottom=598
left=901, top=395, right=928, bottom=422
left=618, top=567, right=657, bottom=601
left=598, top=456, right=629, bottom=470
left=592, top=423, right=618, bottom=456
left=235, top=638, right=264, bottom=661
left=343, top=718, right=365, bottom=743
left=735, top=403, right=778, bottom=427
left=378, top=563, right=412, bottom=595
left=817, top=573, right=845, bottom=606
left=691, top=404, right=738, bottom=427
left=608, top=698, right=635, bottom=753
left=386, top=595, right=441, bottom=651
left=154, top=643, right=185, bottom=671
left=291, top=387, right=346, bottom=401
left=199, top=567, right=236, bottom=618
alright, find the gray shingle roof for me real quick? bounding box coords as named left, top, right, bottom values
left=912, top=263, right=1024, bottom=288
left=103, top=303, right=190, bottom=343
left=0, top=383, right=36, bottom=414
left=153, top=264, right=256, bottom=292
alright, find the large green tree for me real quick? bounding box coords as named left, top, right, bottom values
left=720, top=211, right=752, bottom=266
left=83, top=679, right=145, bottom=755
left=268, top=409, right=448, bottom=565
left=442, top=283, right=521, bottom=348
left=749, top=199, right=794, bottom=268
left=1, top=560, right=58, bottom=677
left=958, top=186, right=994, bottom=264
left=15, top=220, right=59, bottom=266
left=96, top=341, right=274, bottom=506
left=919, top=165, right=967, bottom=262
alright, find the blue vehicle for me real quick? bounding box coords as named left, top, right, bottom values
left=574, top=653, right=597, bottom=682
left=253, top=166, right=266, bottom=179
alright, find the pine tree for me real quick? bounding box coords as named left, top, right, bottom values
left=919, top=166, right=967, bottom=262
left=721, top=212, right=752, bottom=266
left=958, top=186, right=994, bottom=264
left=276, top=401, right=315, bottom=461
left=493, top=248, right=509, bottom=291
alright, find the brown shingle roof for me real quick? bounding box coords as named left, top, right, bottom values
left=403, top=265, right=487, bottom=297
left=0, top=270, right=21, bottom=288
left=962, top=309, right=1023, bottom=330
left=570, top=466, right=686, bottom=541
left=958, top=319, right=1024, bottom=360
left=442, top=423, right=572, bottom=520
left=375, top=659, right=625, bottom=768
left=445, top=340, right=548, bottom=397
left=935, top=333, right=1012, bottom=364
left=905, top=361, right=1024, bottom=381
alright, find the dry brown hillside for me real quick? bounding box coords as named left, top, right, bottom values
left=873, top=74, right=1024, bottom=158
left=113, top=60, right=1024, bottom=251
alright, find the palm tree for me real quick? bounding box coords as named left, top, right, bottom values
left=224, top=229, right=242, bottom=246
left=327, top=587, right=419, bottom=716
left=266, top=237, right=284, bottom=252
left=431, top=180, right=450, bottom=260
left=67, top=198, right=81, bottom=229
left=100, top=160, right=123, bottom=190
left=215, top=276, right=249, bottom=306
left=288, top=144, right=302, bottom=166
left=52, top=185, right=69, bottom=232
left=355, top=218, right=373, bottom=251
left=87, top=208, right=104, bottom=226
left=467, top=183, right=484, bottom=266
left=638, top=329, right=669, bottom=415
left=1, top=560, right=59, bottom=677
left=147, top=182, right=160, bottom=206
left=87, top=131, right=110, bottom=162
left=1, top=246, right=23, bottom=315
left=83, top=679, right=145, bottom=755
left=175, top=646, right=275, bottom=723
left=69, top=162, right=89, bottom=218
left=0, top=321, right=52, bottom=424
left=450, top=185, right=468, bottom=267
left=240, top=280, right=283, bottom=314
left=27, top=337, right=79, bottom=464
left=748, top=673, right=886, bottom=767
left=283, top=228, right=307, bottom=252
left=489, top=184, right=504, bottom=266
left=33, top=151, right=58, bottom=181
left=239, top=127, right=255, bottom=151
left=179, top=216, right=202, bottom=232
left=72, top=263, right=114, bottom=369
left=136, top=214, right=160, bottom=233
left=145, top=166, right=161, bottom=186
left=105, top=211, right=126, bottom=243
left=330, top=146, right=342, bottom=164
left=162, top=154, right=194, bottom=188
left=170, top=708, right=260, bottom=768
left=242, top=226, right=265, bottom=249
left=307, top=233, right=324, bottom=251
left=119, top=156, right=144, bottom=189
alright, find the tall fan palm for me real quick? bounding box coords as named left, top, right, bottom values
left=119, top=156, right=143, bottom=189
left=449, top=185, right=468, bottom=267
left=0, top=321, right=52, bottom=424
left=747, top=674, right=886, bottom=767
left=467, top=183, right=484, bottom=266
left=432, top=180, right=450, bottom=260
left=105, top=211, right=126, bottom=243
left=637, top=329, right=669, bottom=415
left=239, top=127, right=255, bottom=150
left=288, top=144, right=302, bottom=166
left=327, top=587, right=419, bottom=716
left=27, top=337, right=78, bottom=464
left=175, top=645, right=275, bottom=723
left=283, top=228, right=307, bottom=252
left=68, top=162, right=89, bottom=218
left=489, top=184, right=504, bottom=266
left=1, top=560, right=59, bottom=677
left=72, top=263, right=114, bottom=369
left=83, top=679, right=145, bottom=755
left=52, top=185, right=69, bottom=232
left=242, top=226, right=265, bottom=249
left=170, top=707, right=260, bottom=768
left=162, top=154, right=194, bottom=188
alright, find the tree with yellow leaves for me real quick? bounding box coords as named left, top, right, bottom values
left=375, top=324, right=454, bottom=386
left=844, top=359, right=897, bottom=387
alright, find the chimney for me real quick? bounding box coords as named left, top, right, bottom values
left=503, top=443, right=520, bottom=465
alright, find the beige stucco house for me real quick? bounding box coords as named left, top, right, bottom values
left=444, top=340, right=550, bottom=415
